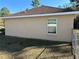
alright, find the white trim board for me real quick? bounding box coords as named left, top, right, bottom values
left=0, top=11, right=79, bottom=19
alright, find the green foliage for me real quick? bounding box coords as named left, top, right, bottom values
left=0, top=7, right=10, bottom=17
left=70, top=2, right=79, bottom=10
left=74, top=15, right=79, bottom=29
left=0, top=28, right=5, bottom=35
left=63, top=7, right=74, bottom=12
left=60, top=1, right=79, bottom=11
left=26, top=8, right=29, bottom=11
left=32, top=0, right=40, bottom=8
left=0, top=7, right=10, bottom=34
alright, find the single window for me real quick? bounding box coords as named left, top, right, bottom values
left=48, top=19, right=57, bottom=34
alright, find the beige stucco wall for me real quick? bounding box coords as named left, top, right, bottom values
left=5, top=14, right=77, bottom=42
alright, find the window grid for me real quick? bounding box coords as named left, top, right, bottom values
left=48, top=19, right=57, bottom=34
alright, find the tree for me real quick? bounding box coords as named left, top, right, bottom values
left=74, top=15, right=79, bottom=29
left=70, top=0, right=79, bottom=8
left=62, top=2, right=79, bottom=11
left=0, top=7, right=10, bottom=31
left=32, top=0, right=40, bottom=8
left=0, top=7, right=10, bottom=17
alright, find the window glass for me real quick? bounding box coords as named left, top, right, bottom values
left=48, top=19, right=57, bottom=34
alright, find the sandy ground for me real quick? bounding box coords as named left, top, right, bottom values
left=0, top=35, right=74, bottom=59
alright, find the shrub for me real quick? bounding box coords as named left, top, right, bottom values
left=0, top=28, right=5, bottom=35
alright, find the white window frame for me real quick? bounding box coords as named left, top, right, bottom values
left=47, top=18, right=57, bottom=35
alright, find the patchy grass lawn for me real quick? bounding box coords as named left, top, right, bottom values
left=0, top=34, right=74, bottom=59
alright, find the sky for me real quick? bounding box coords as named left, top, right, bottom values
left=0, top=0, right=70, bottom=13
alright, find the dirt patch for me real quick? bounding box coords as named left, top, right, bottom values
left=0, top=35, right=73, bottom=59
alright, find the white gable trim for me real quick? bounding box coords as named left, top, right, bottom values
left=0, top=11, right=79, bottom=19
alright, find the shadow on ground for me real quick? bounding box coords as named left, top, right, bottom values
left=0, top=34, right=70, bottom=52
left=0, top=34, right=73, bottom=59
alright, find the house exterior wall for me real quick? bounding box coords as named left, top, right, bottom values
left=5, top=15, right=76, bottom=42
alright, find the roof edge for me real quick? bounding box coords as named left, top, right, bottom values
left=0, top=11, right=79, bottom=19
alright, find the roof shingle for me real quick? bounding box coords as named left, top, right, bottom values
left=10, top=6, right=64, bottom=16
